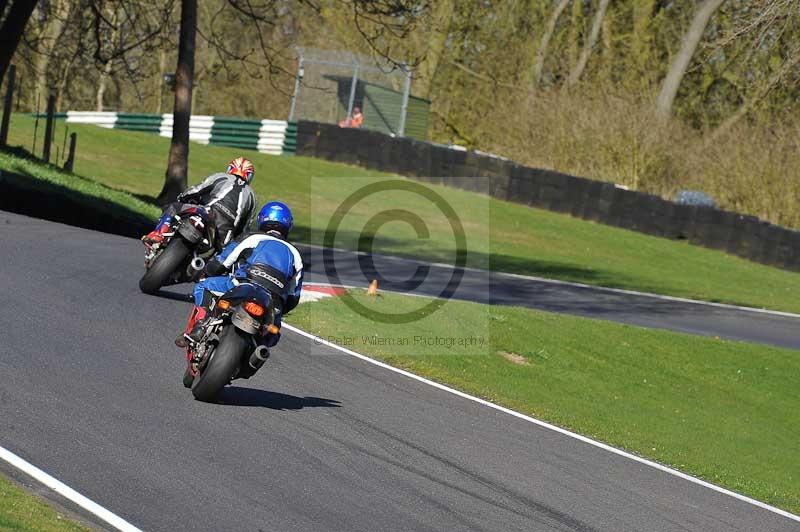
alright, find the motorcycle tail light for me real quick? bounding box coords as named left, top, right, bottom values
left=217, top=300, right=231, bottom=310
left=244, top=301, right=265, bottom=317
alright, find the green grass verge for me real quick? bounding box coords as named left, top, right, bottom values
left=0, top=474, right=88, bottom=531
left=4, top=113, right=800, bottom=313
left=0, top=148, right=160, bottom=223
left=289, top=290, right=800, bottom=514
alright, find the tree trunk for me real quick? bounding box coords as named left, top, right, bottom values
left=0, top=0, right=37, bottom=87
left=95, top=59, right=113, bottom=112
left=566, top=0, right=583, bottom=76
left=35, top=0, right=70, bottom=108
left=55, top=48, right=78, bottom=111
left=656, top=0, right=725, bottom=119
left=531, top=0, right=571, bottom=87
left=566, top=0, right=611, bottom=86
left=597, top=5, right=614, bottom=82
left=158, top=0, right=197, bottom=205
left=95, top=5, right=120, bottom=113
left=630, top=0, right=657, bottom=86
left=0, top=0, right=10, bottom=23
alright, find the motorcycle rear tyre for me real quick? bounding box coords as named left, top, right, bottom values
left=191, top=326, right=249, bottom=402
left=182, top=366, right=195, bottom=388
left=139, top=238, right=190, bottom=294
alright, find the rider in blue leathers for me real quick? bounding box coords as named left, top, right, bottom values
left=176, top=201, right=302, bottom=350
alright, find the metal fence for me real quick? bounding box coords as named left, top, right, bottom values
left=288, top=48, right=427, bottom=140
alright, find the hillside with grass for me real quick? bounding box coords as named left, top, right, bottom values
left=3, top=112, right=800, bottom=313
left=291, top=289, right=800, bottom=514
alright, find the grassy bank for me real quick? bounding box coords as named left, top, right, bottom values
left=289, top=290, right=800, bottom=514
left=0, top=474, right=88, bottom=531
left=3, top=113, right=800, bottom=313
left=0, top=148, right=160, bottom=222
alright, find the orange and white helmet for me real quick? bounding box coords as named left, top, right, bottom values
left=226, top=157, right=255, bottom=184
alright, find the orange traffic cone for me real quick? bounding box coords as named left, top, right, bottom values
left=367, top=279, right=379, bottom=296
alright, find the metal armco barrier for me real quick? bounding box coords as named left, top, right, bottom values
left=282, top=122, right=298, bottom=155
left=62, top=111, right=291, bottom=155
left=294, top=120, right=800, bottom=272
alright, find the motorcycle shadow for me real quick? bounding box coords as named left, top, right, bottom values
left=218, top=386, right=341, bottom=410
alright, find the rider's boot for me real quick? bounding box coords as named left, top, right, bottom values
left=175, top=306, right=208, bottom=348
left=142, top=213, right=172, bottom=246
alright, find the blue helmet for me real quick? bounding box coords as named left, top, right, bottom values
left=257, top=201, right=293, bottom=236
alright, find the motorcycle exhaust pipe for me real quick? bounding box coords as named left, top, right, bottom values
left=190, top=256, right=205, bottom=271
left=249, top=345, right=270, bottom=371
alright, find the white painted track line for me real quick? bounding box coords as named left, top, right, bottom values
left=284, top=323, right=800, bottom=524
left=0, top=446, right=142, bottom=532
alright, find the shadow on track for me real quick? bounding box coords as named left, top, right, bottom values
left=294, top=224, right=624, bottom=286
left=219, top=386, right=341, bottom=410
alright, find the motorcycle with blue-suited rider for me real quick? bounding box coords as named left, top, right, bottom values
left=178, top=201, right=303, bottom=402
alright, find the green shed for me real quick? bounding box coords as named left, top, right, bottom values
left=330, top=76, right=431, bottom=141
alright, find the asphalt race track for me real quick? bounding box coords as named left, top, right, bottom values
left=1, top=210, right=798, bottom=531
left=298, top=245, right=800, bottom=350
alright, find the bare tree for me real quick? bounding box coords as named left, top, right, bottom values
left=96, top=6, right=121, bottom=111
left=34, top=0, right=71, bottom=103
left=706, top=0, right=800, bottom=138
left=656, top=0, right=725, bottom=119
left=0, top=0, right=37, bottom=86
left=709, top=47, right=800, bottom=141
left=532, top=0, right=570, bottom=87
left=566, top=0, right=610, bottom=86
left=6, top=0, right=173, bottom=113
left=153, top=0, right=424, bottom=203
